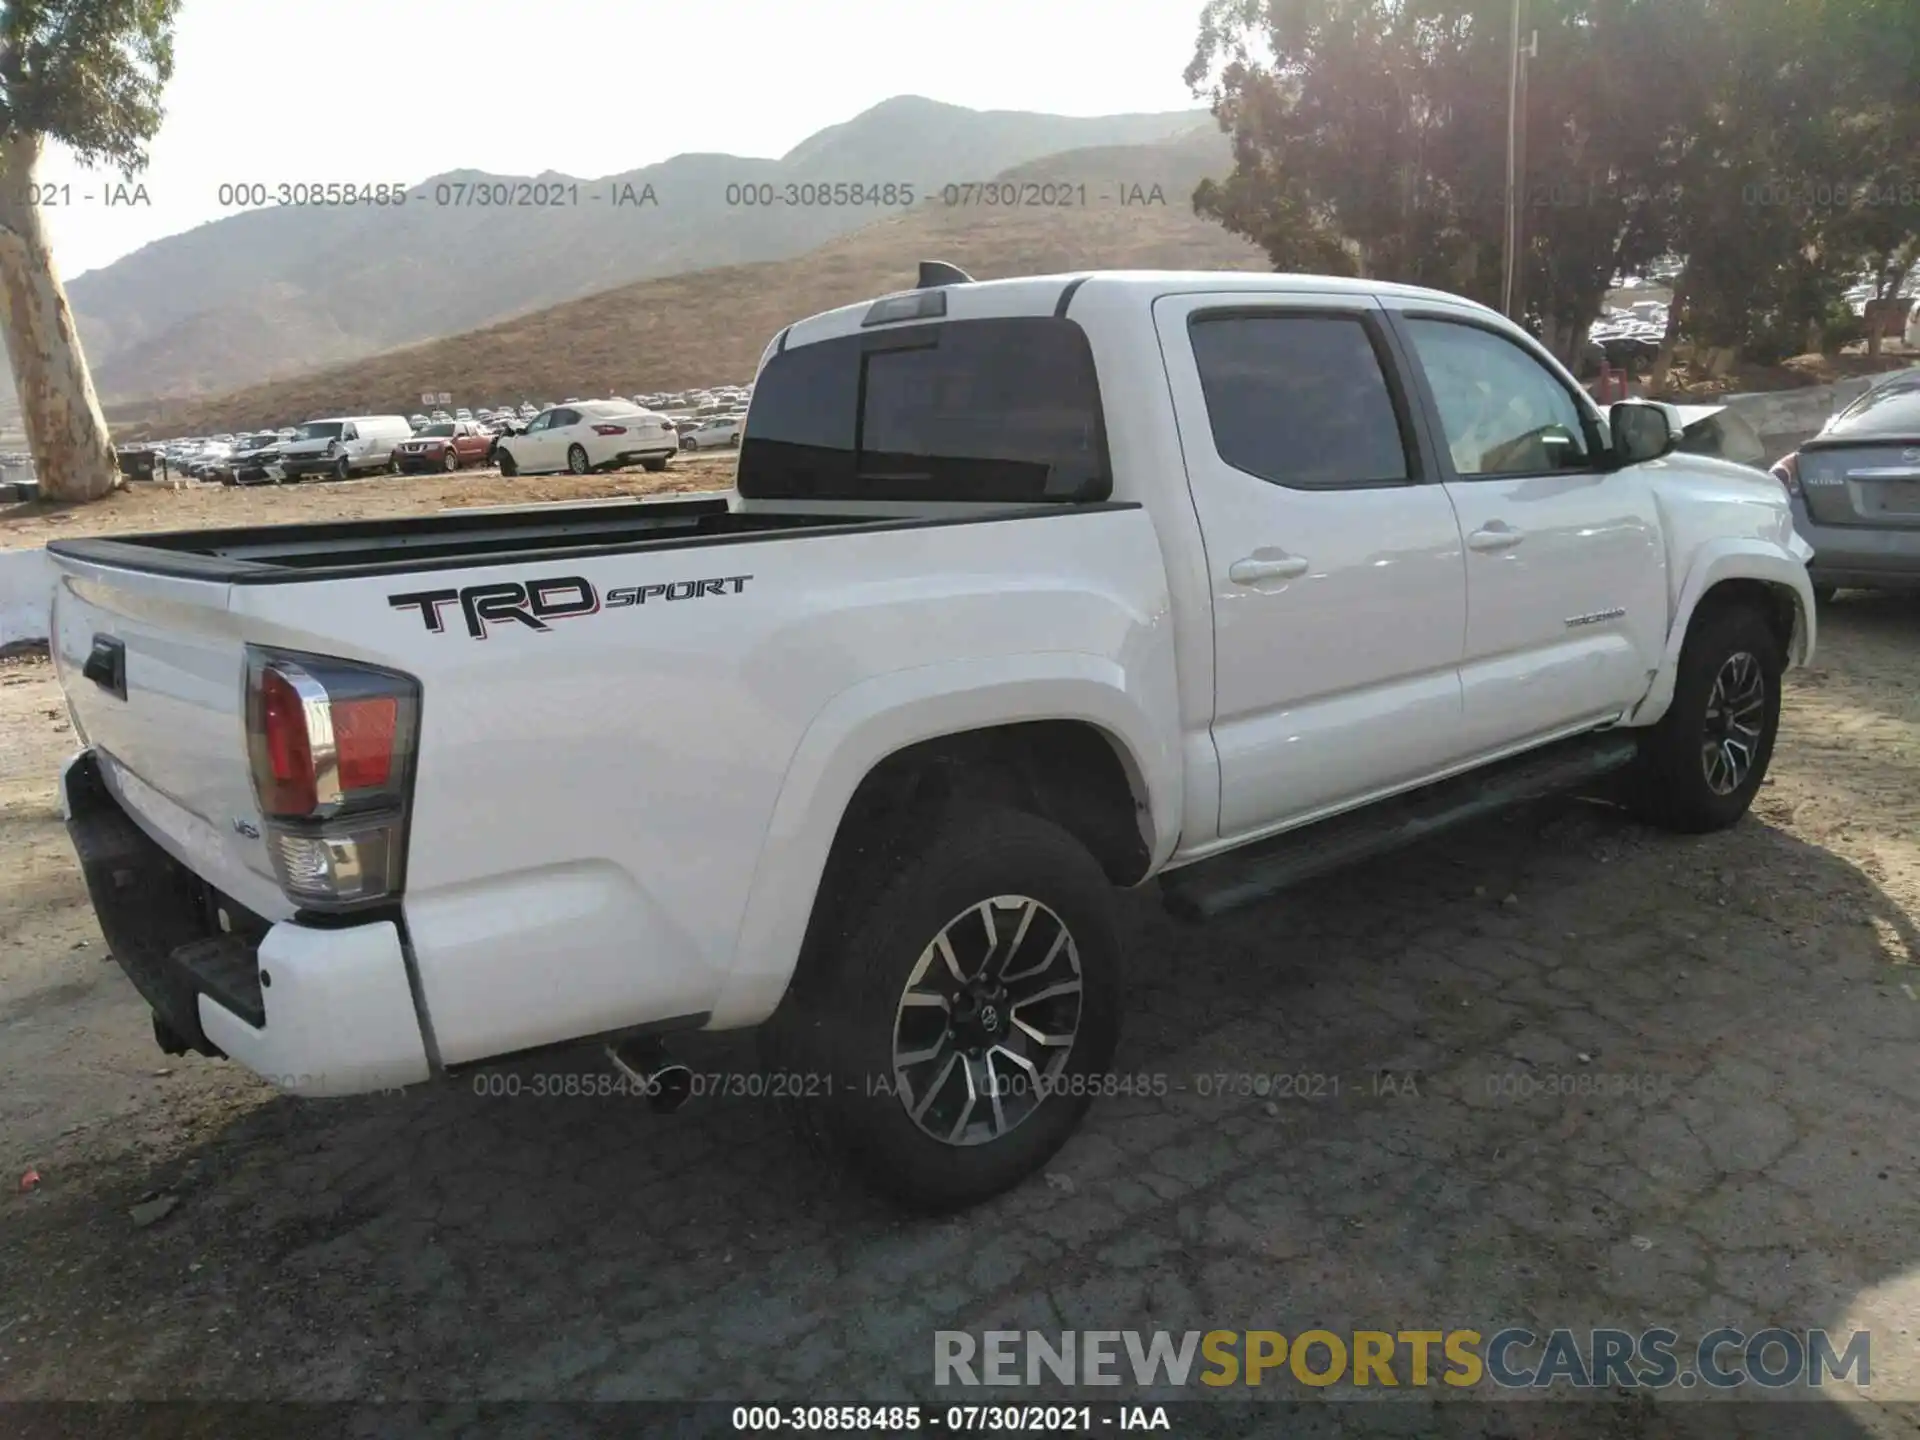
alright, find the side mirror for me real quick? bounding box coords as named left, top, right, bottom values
left=1609, top=400, right=1675, bottom=466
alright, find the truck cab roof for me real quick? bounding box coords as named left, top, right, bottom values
left=774, top=268, right=1501, bottom=356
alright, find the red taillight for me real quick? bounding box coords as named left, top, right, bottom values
left=1770, top=453, right=1802, bottom=497
left=592, top=424, right=626, bottom=435
left=259, top=667, right=318, bottom=815
left=244, top=651, right=421, bottom=910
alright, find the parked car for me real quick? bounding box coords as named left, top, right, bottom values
left=393, top=420, right=496, bottom=474
left=186, top=442, right=233, bottom=480
left=45, top=264, right=1816, bottom=1212
left=225, top=433, right=286, bottom=486
left=493, top=401, right=677, bottom=475
left=1771, top=369, right=1920, bottom=600
left=678, top=417, right=741, bottom=450
left=276, top=415, right=413, bottom=481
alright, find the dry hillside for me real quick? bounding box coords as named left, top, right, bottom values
left=71, top=97, right=1212, bottom=405
left=111, top=131, right=1267, bottom=438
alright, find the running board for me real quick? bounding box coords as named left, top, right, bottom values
left=1160, top=731, right=1642, bottom=922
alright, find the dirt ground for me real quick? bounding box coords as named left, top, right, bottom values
left=1, top=584, right=1918, bottom=1431
left=0, top=453, right=738, bottom=552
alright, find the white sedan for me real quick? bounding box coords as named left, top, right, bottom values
left=493, top=401, right=678, bottom=476
left=678, top=416, right=742, bottom=450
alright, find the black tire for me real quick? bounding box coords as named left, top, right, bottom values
left=682, top=437, right=700, bottom=452
left=1622, top=601, right=1783, bottom=834
left=497, top=448, right=518, bottom=477
left=641, top=456, right=669, bottom=472
left=442, top=448, right=458, bottom=472
left=567, top=443, right=590, bottom=475
left=761, top=805, right=1121, bottom=1212
left=333, top=455, right=351, bottom=481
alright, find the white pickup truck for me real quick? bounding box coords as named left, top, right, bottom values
left=49, top=264, right=1814, bottom=1210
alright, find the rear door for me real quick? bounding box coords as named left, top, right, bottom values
left=1797, top=380, right=1920, bottom=533
left=1153, top=291, right=1471, bottom=837
left=50, top=560, right=291, bottom=920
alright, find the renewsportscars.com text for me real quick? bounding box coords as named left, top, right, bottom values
left=934, top=1327, right=1871, bottom=1391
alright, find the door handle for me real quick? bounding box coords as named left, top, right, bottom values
left=1228, top=554, right=1310, bottom=585
left=1467, top=525, right=1523, bottom=553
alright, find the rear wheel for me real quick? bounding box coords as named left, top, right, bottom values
left=567, top=444, right=590, bottom=475
left=682, top=437, right=700, bottom=452
left=762, top=806, right=1121, bottom=1212
left=1623, top=602, right=1782, bottom=834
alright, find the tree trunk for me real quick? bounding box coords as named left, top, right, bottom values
left=1648, top=269, right=1688, bottom=393
left=0, top=134, right=119, bottom=502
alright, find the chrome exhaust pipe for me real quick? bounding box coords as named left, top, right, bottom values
left=605, top=1038, right=693, bottom=1114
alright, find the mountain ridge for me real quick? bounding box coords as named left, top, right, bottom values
left=69, top=96, right=1213, bottom=405
left=106, top=125, right=1263, bottom=438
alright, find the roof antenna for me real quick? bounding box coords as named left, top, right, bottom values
left=918, top=261, right=974, bottom=289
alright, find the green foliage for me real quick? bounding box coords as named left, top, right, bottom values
left=1189, top=0, right=1920, bottom=366
left=0, top=0, right=181, bottom=171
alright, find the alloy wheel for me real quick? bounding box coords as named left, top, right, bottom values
left=1701, top=650, right=1766, bottom=795
left=890, top=895, right=1084, bottom=1147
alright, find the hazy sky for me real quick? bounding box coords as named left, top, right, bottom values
left=34, top=0, right=1209, bottom=280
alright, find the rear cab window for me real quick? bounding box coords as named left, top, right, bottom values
left=1187, top=314, right=1413, bottom=489
left=738, top=317, right=1111, bottom=502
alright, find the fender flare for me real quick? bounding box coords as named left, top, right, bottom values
left=1628, top=540, right=1816, bottom=725
left=706, top=652, right=1180, bottom=1029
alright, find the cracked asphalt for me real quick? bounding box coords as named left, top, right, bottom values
left=3, top=596, right=1919, bottom=1438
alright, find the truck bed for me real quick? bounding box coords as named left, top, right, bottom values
left=45, top=493, right=1112, bottom=583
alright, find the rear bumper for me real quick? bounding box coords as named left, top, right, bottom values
left=63, top=751, right=432, bottom=1097
left=1794, top=499, right=1920, bottom=588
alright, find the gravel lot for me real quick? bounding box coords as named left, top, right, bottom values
left=1, top=590, right=1917, bottom=1436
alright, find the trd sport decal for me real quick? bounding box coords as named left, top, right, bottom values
left=389, top=573, right=752, bottom=638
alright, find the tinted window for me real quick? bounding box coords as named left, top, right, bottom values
left=1405, top=319, right=1594, bottom=476
left=551, top=409, right=580, bottom=428
left=737, top=317, right=1110, bottom=502
left=1830, top=377, right=1920, bottom=437
left=293, top=421, right=343, bottom=441
left=422, top=423, right=457, bottom=437
left=1188, top=315, right=1410, bottom=488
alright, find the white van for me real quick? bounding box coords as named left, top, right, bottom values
left=276, top=416, right=413, bottom=481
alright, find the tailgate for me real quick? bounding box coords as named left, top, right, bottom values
left=1798, top=440, right=1920, bottom=528
left=49, top=557, right=290, bottom=920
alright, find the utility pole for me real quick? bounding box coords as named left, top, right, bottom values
left=1502, top=2, right=1537, bottom=320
